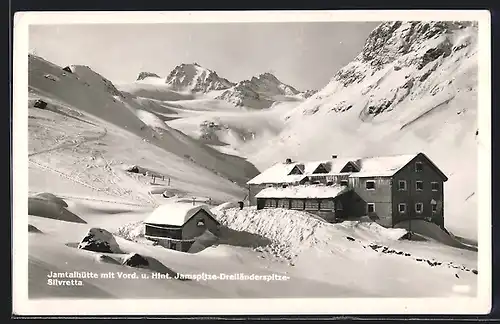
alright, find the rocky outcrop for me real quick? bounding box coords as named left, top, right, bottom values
left=78, top=228, right=121, bottom=253
left=122, top=253, right=149, bottom=268
left=137, top=72, right=161, bottom=81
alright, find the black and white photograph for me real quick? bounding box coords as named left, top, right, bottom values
left=13, top=10, right=491, bottom=315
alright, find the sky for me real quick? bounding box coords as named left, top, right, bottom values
left=29, top=22, right=379, bottom=91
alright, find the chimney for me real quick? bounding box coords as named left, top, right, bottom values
left=285, top=158, right=292, bottom=164
left=331, top=155, right=338, bottom=159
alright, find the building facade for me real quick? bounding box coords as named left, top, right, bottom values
left=248, top=153, right=447, bottom=228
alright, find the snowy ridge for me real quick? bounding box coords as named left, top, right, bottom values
left=213, top=207, right=407, bottom=260
left=64, top=64, right=124, bottom=98
left=214, top=72, right=309, bottom=109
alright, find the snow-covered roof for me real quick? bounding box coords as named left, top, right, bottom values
left=348, top=154, right=417, bottom=178
left=144, top=203, right=216, bottom=226
left=247, top=162, right=307, bottom=185
left=247, top=153, right=425, bottom=184
left=255, top=184, right=350, bottom=199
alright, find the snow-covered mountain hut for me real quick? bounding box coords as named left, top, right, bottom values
left=144, top=203, right=220, bottom=252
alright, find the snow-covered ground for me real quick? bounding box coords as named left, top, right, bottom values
left=27, top=193, right=479, bottom=300
left=14, top=17, right=490, bottom=315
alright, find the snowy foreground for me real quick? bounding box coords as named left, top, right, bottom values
left=28, top=191, right=478, bottom=299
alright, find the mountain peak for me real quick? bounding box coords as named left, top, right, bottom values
left=137, top=72, right=161, bottom=81
left=331, top=20, right=477, bottom=88
left=247, top=72, right=300, bottom=96
left=257, top=72, right=279, bottom=80
left=356, top=21, right=476, bottom=70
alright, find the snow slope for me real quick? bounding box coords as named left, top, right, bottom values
left=250, top=21, right=480, bottom=240
left=29, top=54, right=260, bottom=188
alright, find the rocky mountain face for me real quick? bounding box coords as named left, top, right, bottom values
left=297, top=20, right=478, bottom=118
left=298, top=89, right=318, bottom=99
left=164, top=63, right=235, bottom=93
left=248, top=72, right=301, bottom=96
left=134, top=64, right=315, bottom=108
left=137, top=72, right=161, bottom=81
left=215, top=72, right=308, bottom=108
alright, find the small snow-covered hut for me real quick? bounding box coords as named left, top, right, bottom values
left=144, top=203, right=220, bottom=252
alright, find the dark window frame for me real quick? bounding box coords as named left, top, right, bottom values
left=415, top=202, right=424, bottom=214
left=365, top=180, right=376, bottom=190
left=290, top=199, right=304, bottom=210
left=415, top=162, right=423, bottom=172
left=431, top=182, right=439, bottom=191
left=277, top=199, right=289, bottom=209
left=319, top=199, right=334, bottom=211
left=416, top=181, right=423, bottom=191
left=431, top=204, right=438, bottom=212
left=398, top=180, right=407, bottom=191
left=304, top=199, right=320, bottom=211
left=398, top=203, right=407, bottom=213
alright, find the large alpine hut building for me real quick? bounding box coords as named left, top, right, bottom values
left=247, top=152, right=448, bottom=229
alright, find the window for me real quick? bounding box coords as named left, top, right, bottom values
left=336, top=200, right=343, bottom=211
left=431, top=182, right=439, bottom=191
left=197, top=220, right=205, bottom=227
left=291, top=199, right=304, bottom=210
left=398, top=180, right=407, bottom=191
left=289, top=165, right=304, bottom=175
left=431, top=199, right=438, bottom=213
left=170, top=241, right=178, bottom=250
left=415, top=162, right=423, bottom=172
left=145, top=225, right=182, bottom=239
left=304, top=200, right=319, bottom=210
left=415, top=203, right=423, bottom=213
left=398, top=203, right=407, bottom=213
left=416, top=181, right=423, bottom=191
left=367, top=203, right=375, bottom=213
left=320, top=200, right=334, bottom=210
left=277, top=199, right=288, bottom=209
left=264, top=199, right=276, bottom=208
left=340, top=180, right=349, bottom=186
left=365, top=180, right=376, bottom=190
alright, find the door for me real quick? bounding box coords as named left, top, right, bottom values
left=334, top=200, right=344, bottom=220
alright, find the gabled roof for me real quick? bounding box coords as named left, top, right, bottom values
left=247, top=152, right=447, bottom=184
left=255, top=184, right=350, bottom=199
left=144, top=203, right=217, bottom=226
left=247, top=162, right=306, bottom=185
